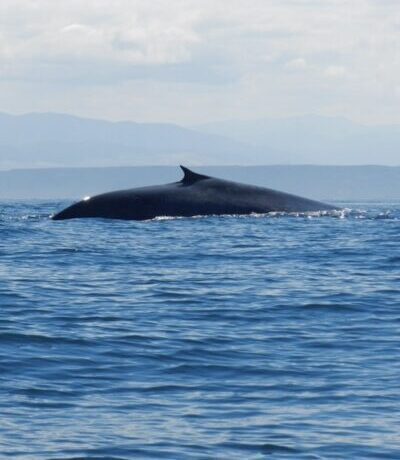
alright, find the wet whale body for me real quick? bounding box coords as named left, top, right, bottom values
left=52, top=166, right=336, bottom=221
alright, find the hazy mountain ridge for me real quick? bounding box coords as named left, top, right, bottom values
left=195, top=115, right=400, bottom=165
left=0, top=112, right=271, bottom=169
left=1, top=112, right=399, bottom=170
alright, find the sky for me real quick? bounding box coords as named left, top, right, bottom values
left=0, top=0, right=399, bottom=125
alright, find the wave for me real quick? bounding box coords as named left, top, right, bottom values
left=1, top=199, right=399, bottom=222
left=149, top=207, right=399, bottom=221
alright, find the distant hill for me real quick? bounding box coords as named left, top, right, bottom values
left=195, top=115, right=400, bottom=165
left=0, top=112, right=272, bottom=169
left=1, top=165, right=400, bottom=200
left=1, top=112, right=399, bottom=169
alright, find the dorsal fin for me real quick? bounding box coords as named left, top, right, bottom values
left=180, top=165, right=210, bottom=185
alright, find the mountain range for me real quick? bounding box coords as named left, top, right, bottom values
left=0, top=112, right=399, bottom=169
left=0, top=112, right=265, bottom=169
left=195, top=115, right=400, bottom=165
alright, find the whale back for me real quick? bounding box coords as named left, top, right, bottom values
left=52, top=166, right=336, bottom=220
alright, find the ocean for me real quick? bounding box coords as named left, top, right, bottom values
left=1, top=200, right=399, bottom=459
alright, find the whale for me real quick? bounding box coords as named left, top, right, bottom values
left=52, top=166, right=337, bottom=221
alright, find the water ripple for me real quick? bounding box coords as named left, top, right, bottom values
left=0, top=200, right=399, bottom=459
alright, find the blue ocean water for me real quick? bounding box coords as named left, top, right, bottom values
left=0, top=200, right=399, bottom=460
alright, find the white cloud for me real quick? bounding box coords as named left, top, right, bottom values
left=0, top=0, right=201, bottom=68
left=0, top=0, right=399, bottom=124
left=285, top=58, right=308, bottom=71
left=324, top=65, right=348, bottom=78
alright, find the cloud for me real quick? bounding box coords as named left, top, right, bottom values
left=285, top=58, right=308, bottom=71
left=0, top=1, right=201, bottom=72
left=324, top=65, right=348, bottom=78
left=0, top=0, right=399, bottom=124
left=0, top=1, right=398, bottom=81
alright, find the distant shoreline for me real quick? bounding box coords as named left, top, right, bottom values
left=1, top=165, right=400, bottom=200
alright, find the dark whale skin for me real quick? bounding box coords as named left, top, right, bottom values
left=52, top=166, right=337, bottom=221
